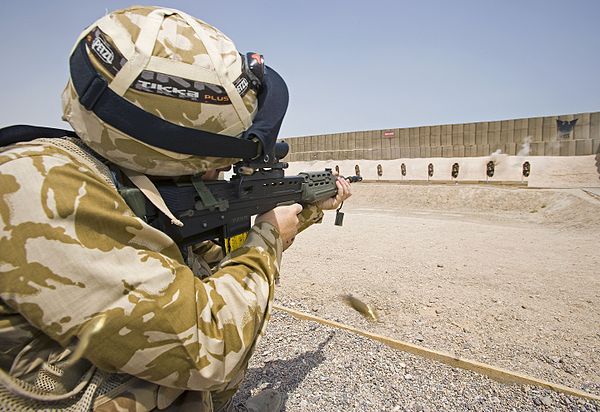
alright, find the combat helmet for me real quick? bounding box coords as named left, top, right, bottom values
left=62, top=6, right=287, bottom=176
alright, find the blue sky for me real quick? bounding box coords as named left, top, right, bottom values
left=1, top=1, right=599, bottom=138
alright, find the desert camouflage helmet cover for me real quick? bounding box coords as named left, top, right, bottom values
left=62, top=6, right=259, bottom=176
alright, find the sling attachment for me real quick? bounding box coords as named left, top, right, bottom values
left=335, top=202, right=345, bottom=227
left=191, top=175, right=229, bottom=211
left=120, top=168, right=184, bottom=227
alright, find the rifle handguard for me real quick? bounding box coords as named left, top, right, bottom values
left=299, top=171, right=337, bottom=203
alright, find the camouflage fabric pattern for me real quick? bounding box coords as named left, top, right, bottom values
left=62, top=6, right=259, bottom=176
left=296, top=204, right=324, bottom=234
left=0, top=138, right=283, bottom=409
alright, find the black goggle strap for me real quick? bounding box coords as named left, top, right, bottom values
left=69, top=39, right=287, bottom=160
left=242, top=65, right=289, bottom=159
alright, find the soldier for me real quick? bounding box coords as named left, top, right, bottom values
left=0, top=6, right=351, bottom=411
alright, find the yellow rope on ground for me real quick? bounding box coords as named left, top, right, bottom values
left=273, top=304, right=600, bottom=402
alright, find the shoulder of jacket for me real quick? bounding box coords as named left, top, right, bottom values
left=1, top=137, right=115, bottom=189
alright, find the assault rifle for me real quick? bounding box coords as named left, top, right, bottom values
left=0, top=125, right=360, bottom=254
left=119, top=141, right=361, bottom=253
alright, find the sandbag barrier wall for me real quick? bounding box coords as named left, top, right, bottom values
left=282, top=112, right=600, bottom=162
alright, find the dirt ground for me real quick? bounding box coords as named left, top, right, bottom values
left=277, top=183, right=600, bottom=397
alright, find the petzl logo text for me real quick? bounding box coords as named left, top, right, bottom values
left=91, top=36, right=114, bottom=65
left=235, top=77, right=249, bottom=95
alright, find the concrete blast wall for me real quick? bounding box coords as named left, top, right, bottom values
left=282, top=112, right=600, bottom=187
left=283, top=112, right=600, bottom=162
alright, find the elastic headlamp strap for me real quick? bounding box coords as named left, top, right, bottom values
left=108, top=8, right=168, bottom=96
left=69, top=39, right=260, bottom=158
left=176, top=11, right=253, bottom=130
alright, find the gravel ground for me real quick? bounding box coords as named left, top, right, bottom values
left=236, top=184, right=600, bottom=411
left=236, top=310, right=599, bottom=411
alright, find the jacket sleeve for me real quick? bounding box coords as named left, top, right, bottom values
left=0, top=144, right=281, bottom=391
left=296, top=204, right=324, bottom=233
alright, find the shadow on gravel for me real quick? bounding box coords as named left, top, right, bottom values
left=237, top=332, right=335, bottom=411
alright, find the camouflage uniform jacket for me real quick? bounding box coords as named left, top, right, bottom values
left=0, top=137, right=324, bottom=410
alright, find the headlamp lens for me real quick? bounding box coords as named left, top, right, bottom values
left=243, top=52, right=264, bottom=90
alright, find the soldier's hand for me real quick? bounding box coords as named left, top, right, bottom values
left=318, top=176, right=352, bottom=210
left=255, top=204, right=302, bottom=250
